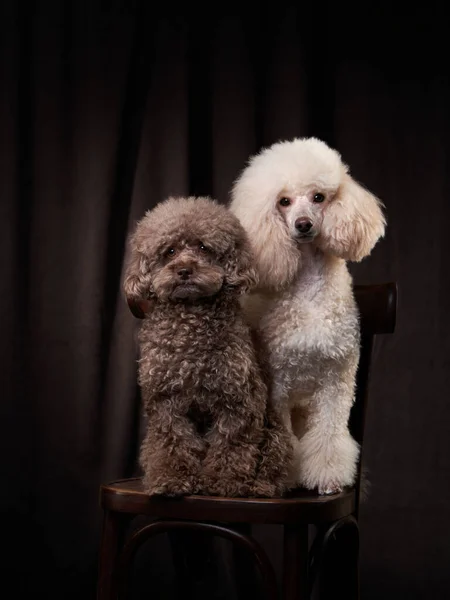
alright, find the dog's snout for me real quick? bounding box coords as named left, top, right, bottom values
left=178, top=267, right=192, bottom=279
left=295, top=218, right=313, bottom=234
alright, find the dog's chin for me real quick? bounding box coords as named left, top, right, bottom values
left=295, top=233, right=317, bottom=245
left=169, top=283, right=220, bottom=301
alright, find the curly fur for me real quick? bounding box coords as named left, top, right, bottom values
left=123, top=196, right=291, bottom=497
left=230, top=137, right=385, bottom=495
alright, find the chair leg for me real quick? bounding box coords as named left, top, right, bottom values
left=282, top=524, right=309, bottom=600
left=319, top=517, right=360, bottom=600
left=232, top=523, right=261, bottom=600
left=97, top=510, right=126, bottom=600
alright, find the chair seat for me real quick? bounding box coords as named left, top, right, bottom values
left=100, top=478, right=356, bottom=525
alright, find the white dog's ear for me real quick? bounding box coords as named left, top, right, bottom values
left=319, top=173, right=386, bottom=261
left=225, top=239, right=259, bottom=294
left=230, top=204, right=300, bottom=290
left=241, top=214, right=300, bottom=290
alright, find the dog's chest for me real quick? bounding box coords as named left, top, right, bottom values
left=138, top=310, right=252, bottom=399
left=140, top=313, right=223, bottom=363
left=245, top=287, right=359, bottom=364
left=263, top=297, right=339, bottom=350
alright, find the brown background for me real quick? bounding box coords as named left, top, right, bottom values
left=1, top=1, right=449, bottom=598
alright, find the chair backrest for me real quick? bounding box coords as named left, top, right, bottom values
left=350, top=282, right=397, bottom=506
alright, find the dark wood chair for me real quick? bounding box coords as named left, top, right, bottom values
left=97, top=282, right=397, bottom=600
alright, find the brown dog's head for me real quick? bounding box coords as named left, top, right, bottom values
left=123, top=196, right=258, bottom=312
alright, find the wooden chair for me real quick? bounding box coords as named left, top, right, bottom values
left=97, top=282, right=397, bottom=600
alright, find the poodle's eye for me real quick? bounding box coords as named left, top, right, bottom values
left=279, top=197, right=291, bottom=207
left=313, top=193, right=325, bottom=203
left=166, top=247, right=176, bottom=257
left=199, top=242, right=210, bottom=253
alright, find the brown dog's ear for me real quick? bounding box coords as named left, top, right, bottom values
left=224, top=239, right=259, bottom=294
left=318, top=173, right=386, bottom=262
left=122, top=242, right=155, bottom=316
left=127, top=297, right=152, bottom=319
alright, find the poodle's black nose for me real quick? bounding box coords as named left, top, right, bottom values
left=295, top=218, right=313, bottom=234
left=178, top=267, right=192, bottom=279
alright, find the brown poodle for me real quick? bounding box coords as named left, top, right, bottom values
left=123, top=196, right=291, bottom=497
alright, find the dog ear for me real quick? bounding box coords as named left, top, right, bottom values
left=225, top=239, right=259, bottom=294
left=318, top=173, right=386, bottom=261
left=123, top=241, right=155, bottom=314
left=230, top=183, right=300, bottom=290
left=248, top=214, right=301, bottom=289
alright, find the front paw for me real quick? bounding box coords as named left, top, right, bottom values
left=248, top=479, right=279, bottom=498
left=143, top=474, right=198, bottom=497
left=318, top=482, right=343, bottom=496
left=297, top=430, right=359, bottom=494
left=199, top=475, right=251, bottom=497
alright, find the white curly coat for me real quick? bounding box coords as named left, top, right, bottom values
left=229, top=137, right=385, bottom=494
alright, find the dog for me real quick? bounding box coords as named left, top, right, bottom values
left=229, top=137, right=386, bottom=494
left=123, top=196, right=291, bottom=497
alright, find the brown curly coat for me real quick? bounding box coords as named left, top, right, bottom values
left=123, top=196, right=291, bottom=497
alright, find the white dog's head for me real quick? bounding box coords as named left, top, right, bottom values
left=230, top=137, right=386, bottom=290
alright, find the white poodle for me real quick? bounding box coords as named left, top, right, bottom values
left=229, top=137, right=386, bottom=495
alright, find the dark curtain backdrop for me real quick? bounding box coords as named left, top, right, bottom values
left=1, top=1, right=449, bottom=598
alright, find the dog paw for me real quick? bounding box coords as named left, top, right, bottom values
left=248, top=480, right=278, bottom=498
left=317, top=482, right=343, bottom=496
left=297, top=430, right=359, bottom=495
left=145, top=476, right=198, bottom=497
left=199, top=476, right=251, bottom=498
